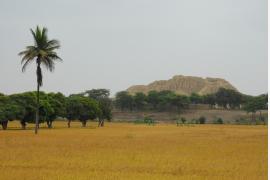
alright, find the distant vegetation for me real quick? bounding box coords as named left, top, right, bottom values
left=115, top=88, right=267, bottom=112
left=0, top=89, right=112, bottom=130
left=114, top=88, right=267, bottom=125
left=0, top=88, right=267, bottom=130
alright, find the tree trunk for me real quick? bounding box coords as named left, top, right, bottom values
left=82, top=120, right=86, bottom=127
left=1, top=121, right=8, bottom=130
left=47, top=120, right=52, bottom=128
left=3, top=121, right=7, bottom=130
left=101, top=119, right=104, bottom=127
left=67, top=120, right=71, bottom=128
left=21, top=121, right=26, bottom=130
left=98, top=118, right=104, bottom=127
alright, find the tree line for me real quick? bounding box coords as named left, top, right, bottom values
left=0, top=89, right=112, bottom=130
left=114, top=88, right=268, bottom=115
left=0, top=88, right=267, bottom=130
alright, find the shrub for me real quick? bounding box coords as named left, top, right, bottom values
left=198, top=116, right=206, bottom=124
left=134, top=119, right=145, bottom=124
left=144, top=116, right=156, bottom=125
left=260, top=116, right=267, bottom=125
left=176, top=119, right=181, bottom=126
left=214, top=117, right=223, bottom=124
left=181, top=117, right=187, bottom=124
left=190, top=118, right=199, bottom=124
left=255, top=118, right=266, bottom=125
left=235, top=118, right=250, bottom=125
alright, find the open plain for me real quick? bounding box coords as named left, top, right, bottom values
left=0, top=121, right=267, bottom=180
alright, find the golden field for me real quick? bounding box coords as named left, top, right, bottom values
left=0, top=121, right=267, bottom=180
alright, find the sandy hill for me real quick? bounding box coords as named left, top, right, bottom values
left=127, top=75, right=237, bottom=95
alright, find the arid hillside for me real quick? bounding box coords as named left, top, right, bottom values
left=127, top=75, right=237, bottom=95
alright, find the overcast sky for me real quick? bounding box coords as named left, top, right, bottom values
left=0, top=0, right=267, bottom=96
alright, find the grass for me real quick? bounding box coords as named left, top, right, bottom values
left=0, top=121, right=267, bottom=180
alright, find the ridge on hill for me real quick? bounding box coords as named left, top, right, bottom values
left=127, top=75, right=238, bottom=95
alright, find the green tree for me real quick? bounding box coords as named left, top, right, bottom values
left=19, top=26, right=62, bottom=134
left=243, top=95, right=268, bottom=123
left=0, top=95, right=9, bottom=129
left=228, top=90, right=243, bottom=109
left=258, top=94, right=268, bottom=110
left=115, top=91, right=133, bottom=111
left=215, top=88, right=243, bottom=109
left=134, top=92, right=147, bottom=110
left=84, top=89, right=110, bottom=99
left=215, top=88, right=230, bottom=108
left=9, top=92, right=37, bottom=129
left=243, top=100, right=257, bottom=123
left=46, top=92, right=66, bottom=128
left=0, top=95, right=25, bottom=130
left=83, top=89, right=112, bottom=127
left=190, top=93, right=203, bottom=104
left=198, top=116, right=206, bottom=124
left=171, top=95, right=190, bottom=112
left=66, top=96, right=101, bottom=127
left=156, top=90, right=175, bottom=111
left=97, top=98, right=112, bottom=127
left=147, top=91, right=159, bottom=110
left=203, top=94, right=216, bottom=108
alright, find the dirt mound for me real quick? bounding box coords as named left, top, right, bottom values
left=127, top=75, right=237, bottom=95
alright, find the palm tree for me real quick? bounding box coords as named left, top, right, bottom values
left=19, top=26, right=62, bottom=134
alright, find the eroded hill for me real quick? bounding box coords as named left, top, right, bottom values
left=127, top=75, right=237, bottom=95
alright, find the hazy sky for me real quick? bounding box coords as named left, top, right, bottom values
left=0, top=0, right=267, bottom=96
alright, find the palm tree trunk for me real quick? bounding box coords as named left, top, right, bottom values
left=35, top=82, right=40, bottom=134
left=35, top=60, right=41, bottom=134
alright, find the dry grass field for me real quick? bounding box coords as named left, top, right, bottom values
left=0, top=121, right=267, bottom=180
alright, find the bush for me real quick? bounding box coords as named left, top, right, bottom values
left=198, top=116, right=206, bottom=124
left=181, top=117, right=187, bottom=124
left=190, top=118, right=199, bottom=124
left=134, top=119, right=145, bottom=124
left=255, top=118, right=266, bottom=125
left=143, top=116, right=156, bottom=125
left=259, top=116, right=267, bottom=125
left=235, top=118, right=250, bottom=125
left=213, top=117, right=223, bottom=124
left=176, top=119, right=181, bottom=126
